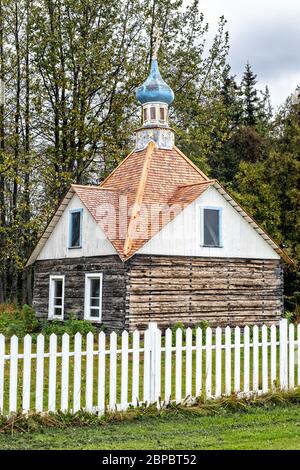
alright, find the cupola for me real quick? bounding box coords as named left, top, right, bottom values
left=135, top=29, right=175, bottom=150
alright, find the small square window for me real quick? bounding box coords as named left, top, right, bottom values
left=69, top=209, right=82, bottom=248
left=160, top=107, right=165, bottom=121
left=203, top=208, right=222, bottom=247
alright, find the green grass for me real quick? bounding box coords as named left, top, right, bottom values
left=0, top=404, right=299, bottom=450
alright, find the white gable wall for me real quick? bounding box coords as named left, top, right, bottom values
left=37, top=194, right=117, bottom=260
left=137, top=186, right=280, bottom=259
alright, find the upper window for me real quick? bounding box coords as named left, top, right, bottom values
left=150, top=107, right=156, bottom=120
left=143, top=108, right=148, bottom=122
left=203, top=208, right=222, bottom=247
left=48, top=275, right=65, bottom=320
left=84, top=273, right=103, bottom=322
left=69, top=209, right=83, bottom=248
left=159, top=107, right=165, bottom=121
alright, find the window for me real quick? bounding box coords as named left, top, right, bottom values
left=203, top=207, right=222, bottom=247
left=84, top=273, right=103, bottom=322
left=69, top=209, right=82, bottom=248
left=143, top=108, right=148, bottom=122
left=159, top=107, right=165, bottom=121
left=48, top=275, right=65, bottom=319
left=150, top=106, right=156, bottom=120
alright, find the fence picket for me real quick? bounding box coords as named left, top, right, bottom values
left=22, top=335, right=32, bottom=413
left=234, top=327, right=241, bottom=393
left=0, top=335, right=5, bottom=414
left=164, top=328, right=172, bottom=403
left=253, top=325, right=259, bottom=393
left=143, top=329, right=150, bottom=404
left=262, top=325, right=268, bottom=393
left=215, top=327, right=222, bottom=398
left=48, top=334, right=57, bottom=412
left=86, top=332, right=94, bottom=412
left=280, top=319, right=288, bottom=390
left=132, top=330, right=140, bottom=406
left=9, top=335, right=18, bottom=413
left=154, top=328, right=161, bottom=402
left=98, top=332, right=106, bottom=413
left=244, top=326, right=250, bottom=394
left=289, top=324, right=295, bottom=389
left=35, top=334, right=44, bottom=412
left=73, top=332, right=82, bottom=413
left=195, top=328, right=202, bottom=397
left=109, top=332, right=117, bottom=411
left=206, top=327, right=212, bottom=398
left=121, top=331, right=129, bottom=411
left=270, top=325, right=277, bottom=390
left=61, top=333, right=70, bottom=412
left=175, top=328, right=182, bottom=404
left=225, top=326, right=231, bottom=396
left=185, top=328, right=192, bottom=399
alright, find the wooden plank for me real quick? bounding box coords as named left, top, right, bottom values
left=270, top=325, right=277, bottom=390
left=22, top=335, right=32, bottom=413
left=185, top=328, right=192, bottom=399
left=253, top=325, right=259, bottom=393
left=132, top=330, right=140, bottom=406
left=85, top=332, right=94, bottom=412
left=244, top=326, right=250, bottom=394
left=9, top=336, right=18, bottom=414
left=165, top=328, right=172, bottom=403
left=98, top=332, right=106, bottom=413
left=109, top=332, right=117, bottom=411
left=225, top=326, right=231, bottom=396
left=195, top=328, right=202, bottom=397
left=48, top=334, right=57, bottom=412
left=61, top=333, right=70, bottom=412
left=262, top=325, right=268, bottom=393
left=234, top=327, right=241, bottom=393
left=175, top=328, right=182, bottom=404
left=289, top=323, right=295, bottom=389
left=73, top=333, right=82, bottom=412
left=205, top=327, right=212, bottom=398
left=215, top=327, right=222, bottom=398
left=35, top=334, right=44, bottom=412
left=121, top=331, right=129, bottom=410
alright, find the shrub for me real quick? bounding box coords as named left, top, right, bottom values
left=41, top=318, right=97, bottom=337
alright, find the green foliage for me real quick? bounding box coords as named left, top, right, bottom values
left=40, top=318, right=97, bottom=337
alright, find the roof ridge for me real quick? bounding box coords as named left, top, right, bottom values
left=173, top=146, right=210, bottom=181
left=178, top=179, right=215, bottom=188
left=123, top=141, right=156, bottom=257
left=71, top=184, right=117, bottom=191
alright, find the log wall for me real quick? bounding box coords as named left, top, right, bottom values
left=33, top=256, right=127, bottom=331
left=125, top=255, right=283, bottom=330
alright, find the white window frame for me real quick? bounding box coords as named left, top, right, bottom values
left=48, top=275, right=65, bottom=320
left=84, top=273, right=103, bottom=322
left=200, top=206, right=223, bottom=248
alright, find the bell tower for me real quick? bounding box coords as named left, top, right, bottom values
left=135, top=30, right=175, bottom=150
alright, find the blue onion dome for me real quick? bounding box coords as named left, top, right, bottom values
left=136, top=59, right=174, bottom=105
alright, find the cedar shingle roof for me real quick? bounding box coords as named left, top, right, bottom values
left=26, top=142, right=292, bottom=265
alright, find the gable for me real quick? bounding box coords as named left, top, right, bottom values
left=37, top=194, right=117, bottom=261
left=137, top=185, right=281, bottom=260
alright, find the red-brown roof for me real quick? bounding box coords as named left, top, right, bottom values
left=26, top=142, right=292, bottom=265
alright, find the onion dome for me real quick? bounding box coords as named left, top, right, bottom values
left=136, top=59, right=174, bottom=105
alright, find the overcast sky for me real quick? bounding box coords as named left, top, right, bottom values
left=199, top=0, right=300, bottom=109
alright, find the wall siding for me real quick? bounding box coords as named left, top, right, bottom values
left=33, top=256, right=127, bottom=331
left=125, top=255, right=283, bottom=330
left=138, top=186, right=280, bottom=260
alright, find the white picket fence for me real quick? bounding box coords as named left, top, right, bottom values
left=0, top=319, right=299, bottom=416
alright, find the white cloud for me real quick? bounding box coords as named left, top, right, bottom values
left=198, top=0, right=300, bottom=108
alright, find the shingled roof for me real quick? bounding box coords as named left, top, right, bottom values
left=26, top=141, right=292, bottom=265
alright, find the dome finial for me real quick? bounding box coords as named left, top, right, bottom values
left=152, top=27, right=161, bottom=60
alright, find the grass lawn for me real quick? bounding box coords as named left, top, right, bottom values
left=0, top=405, right=299, bottom=450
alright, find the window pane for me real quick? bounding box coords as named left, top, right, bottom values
left=91, top=278, right=100, bottom=298
left=54, top=306, right=62, bottom=316
left=55, top=297, right=62, bottom=306
left=150, top=107, right=156, bottom=120
left=143, top=108, right=148, bottom=121
left=204, top=209, right=220, bottom=246
left=54, top=280, right=62, bottom=298
left=70, top=211, right=81, bottom=247
left=160, top=108, right=164, bottom=120
left=89, top=308, right=100, bottom=318
left=91, top=297, right=100, bottom=307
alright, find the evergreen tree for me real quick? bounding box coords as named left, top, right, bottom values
left=241, top=62, right=261, bottom=126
